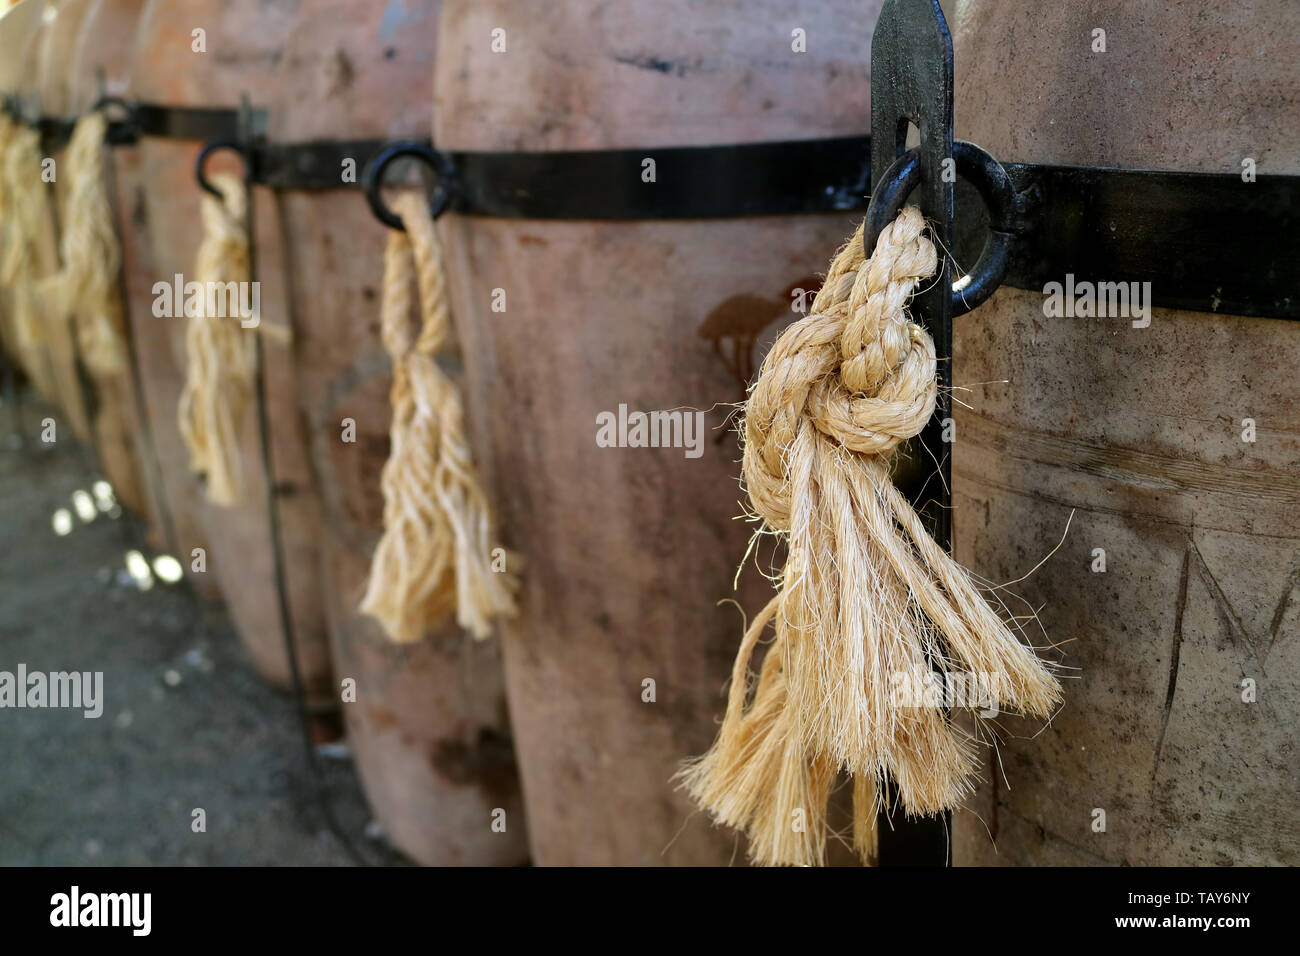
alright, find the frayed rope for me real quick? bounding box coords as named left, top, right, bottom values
left=0, top=115, right=51, bottom=355
left=359, top=192, right=518, bottom=643
left=55, top=111, right=127, bottom=378
left=177, top=171, right=256, bottom=507
left=681, top=206, right=1061, bottom=866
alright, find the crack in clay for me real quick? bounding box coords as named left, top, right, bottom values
left=1152, top=542, right=1191, bottom=782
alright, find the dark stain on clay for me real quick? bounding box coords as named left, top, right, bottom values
left=132, top=186, right=149, bottom=229
left=610, top=52, right=694, bottom=77
left=697, top=294, right=787, bottom=391
left=697, top=275, right=824, bottom=400
left=324, top=48, right=355, bottom=96
left=431, top=728, right=521, bottom=804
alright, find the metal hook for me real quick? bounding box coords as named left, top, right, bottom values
left=195, top=138, right=249, bottom=198
left=863, top=140, right=1019, bottom=316
left=362, top=141, right=454, bottom=231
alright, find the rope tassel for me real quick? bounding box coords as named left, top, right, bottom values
left=360, top=192, right=518, bottom=643
left=682, top=207, right=1062, bottom=866
left=0, top=116, right=49, bottom=352
left=57, top=111, right=127, bottom=378
left=177, top=171, right=255, bottom=507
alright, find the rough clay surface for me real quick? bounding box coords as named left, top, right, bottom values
left=950, top=0, right=1300, bottom=866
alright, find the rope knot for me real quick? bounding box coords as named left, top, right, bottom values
left=743, top=206, right=938, bottom=530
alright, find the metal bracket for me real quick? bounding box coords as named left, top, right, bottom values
left=869, top=0, right=955, bottom=551
left=867, top=0, right=955, bottom=870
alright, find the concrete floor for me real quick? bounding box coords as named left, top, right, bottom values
left=0, top=392, right=406, bottom=865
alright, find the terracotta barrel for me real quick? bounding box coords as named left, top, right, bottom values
left=2, top=0, right=90, bottom=430
left=949, top=1, right=1300, bottom=865
left=38, top=0, right=150, bottom=516
left=37, top=0, right=90, bottom=117
left=64, top=0, right=165, bottom=530
left=269, top=0, right=528, bottom=864
left=435, top=0, right=885, bottom=864
left=131, top=0, right=333, bottom=703
left=52, top=0, right=218, bottom=570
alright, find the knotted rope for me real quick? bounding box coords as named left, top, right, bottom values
left=360, top=192, right=518, bottom=643
left=54, top=111, right=127, bottom=378
left=681, top=207, right=1061, bottom=867
left=177, top=171, right=255, bottom=507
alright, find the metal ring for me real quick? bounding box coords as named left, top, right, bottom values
left=195, top=138, right=249, bottom=198
left=863, top=148, right=922, bottom=261
left=362, top=141, right=454, bottom=231
left=863, top=140, right=1019, bottom=316
left=92, top=95, right=138, bottom=144
left=91, top=94, right=131, bottom=116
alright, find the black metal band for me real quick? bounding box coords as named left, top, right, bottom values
left=131, top=103, right=266, bottom=142
left=358, top=136, right=873, bottom=228
left=255, top=138, right=391, bottom=190
left=0, top=98, right=267, bottom=148
left=353, top=138, right=1300, bottom=321
left=6, top=86, right=1296, bottom=323
left=428, top=144, right=1300, bottom=323
left=35, top=116, right=77, bottom=152
left=440, top=136, right=873, bottom=219
left=990, top=163, right=1299, bottom=322
left=188, top=133, right=399, bottom=192
left=423, top=146, right=1300, bottom=323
